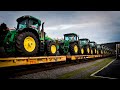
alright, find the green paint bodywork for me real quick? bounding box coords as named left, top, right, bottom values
left=59, top=33, right=78, bottom=54
left=79, top=38, right=90, bottom=48
left=60, top=40, right=70, bottom=54
left=89, top=42, right=97, bottom=48
left=0, top=15, right=54, bottom=55
left=97, top=44, right=102, bottom=50
left=3, top=30, right=17, bottom=53
left=45, top=36, right=53, bottom=41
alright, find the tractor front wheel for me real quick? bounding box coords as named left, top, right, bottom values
left=91, top=49, right=93, bottom=55
left=86, top=46, right=90, bottom=55
left=81, top=47, right=84, bottom=55
left=46, top=41, right=57, bottom=56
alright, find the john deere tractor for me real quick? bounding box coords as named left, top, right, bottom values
left=0, top=15, right=57, bottom=57
left=59, top=33, right=80, bottom=55
left=97, top=44, right=104, bottom=55
left=89, top=41, right=97, bottom=55
left=79, top=38, right=91, bottom=55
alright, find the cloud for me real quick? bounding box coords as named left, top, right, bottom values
left=0, top=11, right=120, bottom=44
left=45, top=22, right=101, bottom=31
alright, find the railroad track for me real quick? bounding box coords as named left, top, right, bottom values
left=0, top=57, right=109, bottom=79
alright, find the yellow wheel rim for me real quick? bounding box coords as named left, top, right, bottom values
left=101, top=50, right=103, bottom=54
left=81, top=48, right=84, bottom=54
left=87, top=48, right=90, bottom=54
left=95, top=49, right=97, bottom=54
left=104, top=51, right=106, bottom=54
left=24, top=36, right=36, bottom=52
left=91, top=50, right=93, bottom=55
left=97, top=50, right=99, bottom=54
left=51, top=45, right=57, bottom=54
left=74, top=45, right=78, bottom=53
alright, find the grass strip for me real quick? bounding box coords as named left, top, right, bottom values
left=58, top=57, right=115, bottom=79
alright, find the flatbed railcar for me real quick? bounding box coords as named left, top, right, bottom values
left=0, top=15, right=115, bottom=68
left=0, top=54, right=112, bottom=68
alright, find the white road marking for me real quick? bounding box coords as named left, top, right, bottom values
left=91, top=75, right=117, bottom=79
left=90, top=59, right=117, bottom=79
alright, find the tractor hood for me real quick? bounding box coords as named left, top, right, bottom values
left=45, top=36, right=53, bottom=41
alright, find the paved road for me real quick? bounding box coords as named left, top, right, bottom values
left=95, top=58, right=120, bottom=79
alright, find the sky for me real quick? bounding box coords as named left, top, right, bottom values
left=0, top=11, right=120, bottom=44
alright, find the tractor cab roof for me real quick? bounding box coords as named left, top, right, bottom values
left=16, top=15, right=41, bottom=25
left=97, top=44, right=102, bottom=46
left=90, top=41, right=96, bottom=43
left=64, top=33, right=78, bottom=36
left=79, top=38, right=89, bottom=41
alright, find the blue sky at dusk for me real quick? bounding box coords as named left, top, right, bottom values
left=0, top=11, right=120, bottom=44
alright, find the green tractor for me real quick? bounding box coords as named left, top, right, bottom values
left=79, top=38, right=91, bottom=55
left=102, top=45, right=107, bottom=55
left=100, top=45, right=109, bottom=55
left=59, top=33, right=80, bottom=55
left=89, top=41, right=97, bottom=55
left=0, top=15, right=57, bottom=57
left=97, top=44, right=104, bottom=55
left=105, top=47, right=111, bottom=55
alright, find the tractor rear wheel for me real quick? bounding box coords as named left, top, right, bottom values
left=16, top=31, right=39, bottom=56
left=83, top=47, right=89, bottom=55
left=91, top=49, right=93, bottom=55
left=93, top=48, right=97, bottom=55
left=69, top=43, right=79, bottom=55
left=46, top=41, right=57, bottom=56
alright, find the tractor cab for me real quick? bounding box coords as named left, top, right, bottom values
left=64, top=33, right=79, bottom=41
left=79, top=38, right=90, bottom=46
left=89, top=41, right=97, bottom=48
left=16, top=15, right=41, bottom=31
left=97, top=44, right=102, bottom=49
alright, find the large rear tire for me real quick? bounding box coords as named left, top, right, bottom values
left=93, top=48, right=97, bottom=55
left=16, top=31, right=39, bottom=56
left=85, top=46, right=90, bottom=55
left=69, top=43, right=79, bottom=55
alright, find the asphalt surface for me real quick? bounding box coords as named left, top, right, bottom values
left=95, top=58, right=120, bottom=79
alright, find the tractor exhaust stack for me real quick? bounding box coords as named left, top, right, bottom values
left=41, top=22, right=45, bottom=40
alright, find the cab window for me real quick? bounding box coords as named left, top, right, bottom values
left=29, top=20, right=39, bottom=29
left=18, top=19, right=28, bottom=29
